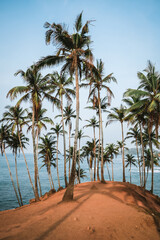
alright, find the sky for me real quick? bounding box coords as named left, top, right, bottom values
left=0, top=0, right=160, bottom=152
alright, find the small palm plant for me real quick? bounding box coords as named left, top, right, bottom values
left=39, top=135, right=56, bottom=190
left=125, top=154, right=137, bottom=183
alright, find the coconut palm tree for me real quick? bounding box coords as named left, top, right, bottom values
left=0, top=124, right=21, bottom=206
left=8, top=132, right=29, bottom=206
left=125, top=127, right=142, bottom=186
left=86, top=96, right=109, bottom=180
left=39, top=135, right=56, bottom=190
left=7, top=65, right=55, bottom=201
left=49, top=123, right=63, bottom=189
left=63, top=105, right=76, bottom=178
left=82, top=59, right=116, bottom=182
left=27, top=107, right=54, bottom=196
left=107, top=105, right=126, bottom=182
left=103, top=151, right=111, bottom=181
left=36, top=12, right=96, bottom=201
left=125, top=154, right=137, bottom=183
left=124, top=61, right=160, bottom=192
left=105, top=143, right=119, bottom=181
left=49, top=72, right=75, bottom=187
left=0, top=105, right=35, bottom=196
left=84, top=116, right=99, bottom=181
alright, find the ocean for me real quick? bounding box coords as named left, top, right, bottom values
left=0, top=153, right=160, bottom=211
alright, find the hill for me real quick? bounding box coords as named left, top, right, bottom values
left=0, top=181, right=160, bottom=240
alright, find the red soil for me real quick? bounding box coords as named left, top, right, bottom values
left=0, top=181, right=160, bottom=240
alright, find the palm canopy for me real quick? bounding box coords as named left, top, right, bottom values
left=106, top=104, right=126, bottom=126
left=39, top=135, right=56, bottom=171
left=125, top=154, right=137, bottom=168
left=48, top=72, right=75, bottom=102
left=7, top=65, right=55, bottom=111
left=0, top=124, right=10, bottom=155
left=27, top=108, right=54, bottom=135
left=36, top=12, right=96, bottom=78
left=0, top=105, right=28, bottom=133
left=124, top=61, right=160, bottom=135
left=84, top=116, right=99, bottom=129
left=105, top=143, right=119, bottom=159
left=8, top=132, right=29, bottom=155
left=49, top=123, right=63, bottom=137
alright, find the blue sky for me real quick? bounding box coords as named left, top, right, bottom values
left=1, top=0, right=160, bottom=152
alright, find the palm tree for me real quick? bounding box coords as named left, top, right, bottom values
left=0, top=105, right=35, bottom=196
left=125, top=127, right=142, bottom=186
left=82, top=59, right=116, bottom=182
left=63, top=105, right=76, bottom=178
left=107, top=105, right=126, bottom=182
left=124, top=61, right=160, bottom=192
left=0, top=124, right=21, bottom=206
left=84, top=116, right=99, bottom=181
left=36, top=12, right=96, bottom=201
left=49, top=123, right=63, bottom=189
left=8, top=132, right=29, bottom=206
left=27, top=107, right=54, bottom=196
left=103, top=151, right=111, bottom=181
left=125, top=154, right=137, bottom=183
left=86, top=96, right=109, bottom=180
left=7, top=66, right=55, bottom=201
left=105, top=143, right=119, bottom=181
left=39, top=135, right=56, bottom=190
left=51, top=72, right=75, bottom=188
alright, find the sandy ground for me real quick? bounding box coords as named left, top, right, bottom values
left=0, top=181, right=160, bottom=240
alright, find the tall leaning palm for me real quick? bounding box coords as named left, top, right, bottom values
left=107, top=105, right=126, bottom=182
left=7, top=66, right=54, bottom=201
left=8, top=132, right=29, bottom=206
left=51, top=72, right=75, bottom=187
left=0, top=124, right=21, bottom=207
left=0, top=105, right=35, bottom=196
left=36, top=12, right=95, bottom=201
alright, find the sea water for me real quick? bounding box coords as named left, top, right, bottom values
left=0, top=153, right=159, bottom=211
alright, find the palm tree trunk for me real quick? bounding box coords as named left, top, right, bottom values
left=68, top=123, right=71, bottom=180
left=98, top=89, right=104, bottom=182
left=2, top=143, right=21, bottom=207
left=149, top=133, right=154, bottom=193
left=36, top=129, right=42, bottom=197
left=111, top=157, right=114, bottom=181
left=50, top=172, right=55, bottom=189
left=106, top=162, right=111, bottom=181
left=130, top=162, right=131, bottom=183
left=48, top=171, right=52, bottom=190
left=32, top=106, right=39, bottom=201
left=97, top=119, right=100, bottom=181
left=136, top=138, right=142, bottom=186
left=93, top=126, right=96, bottom=181
left=56, top=134, right=61, bottom=188
left=61, top=95, right=67, bottom=187
left=17, top=126, right=35, bottom=196
left=15, top=152, right=23, bottom=206
left=78, top=138, right=81, bottom=183
left=139, top=123, right=145, bottom=188
left=121, top=121, right=125, bottom=182
left=63, top=57, right=79, bottom=201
